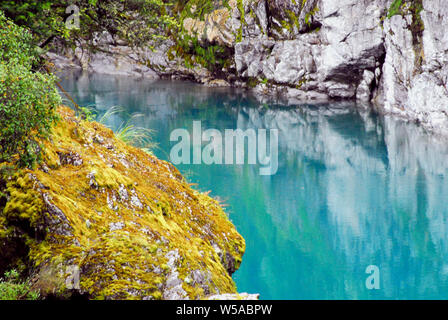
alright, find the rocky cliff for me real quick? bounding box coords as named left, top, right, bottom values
left=49, top=0, right=448, bottom=134
left=0, top=106, right=247, bottom=299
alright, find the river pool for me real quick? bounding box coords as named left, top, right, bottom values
left=59, top=71, right=448, bottom=300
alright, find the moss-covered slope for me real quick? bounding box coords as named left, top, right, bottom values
left=0, top=106, right=245, bottom=300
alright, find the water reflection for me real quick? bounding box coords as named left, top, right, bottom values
left=59, top=71, right=448, bottom=299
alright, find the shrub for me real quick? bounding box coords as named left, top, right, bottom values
left=0, top=11, right=61, bottom=168
left=0, top=12, right=38, bottom=68
left=0, top=1, right=179, bottom=51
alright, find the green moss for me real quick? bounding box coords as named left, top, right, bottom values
left=387, top=0, right=404, bottom=18
left=284, top=10, right=300, bottom=32
left=386, top=0, right=424, bottom=36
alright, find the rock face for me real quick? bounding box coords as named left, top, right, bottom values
left=48, top=0, right=448, bottom=135
left=233, top=0, right=387, bottom=101
left=0, top=107, right=245, bottom=299
left=374, top=0, right=448, bottom=134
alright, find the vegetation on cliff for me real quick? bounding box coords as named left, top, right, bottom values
left=0, top=0, right=178, bottom=50
left=386, top=0, right=424, bottom=72
left=0, top=269, right=40, bottom=300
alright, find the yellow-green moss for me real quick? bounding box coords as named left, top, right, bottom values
left=3, top=175, right=44, bottom=228
left=0, top=106, right=245, bottom=300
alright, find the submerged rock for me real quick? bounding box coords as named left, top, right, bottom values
left=0, top=107, right=245, bottom=300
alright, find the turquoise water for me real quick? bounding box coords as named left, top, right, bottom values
left=59, top=71, right=448, bottom=300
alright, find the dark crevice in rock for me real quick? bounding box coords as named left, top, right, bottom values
left=370, top=47, right=386, bottom=101
left=300, top=20, right=322, bottom=34
left=0, top=236, right=30, bottom=276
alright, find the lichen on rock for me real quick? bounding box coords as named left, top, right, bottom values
left=0, top=106, right=245, bottom=300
